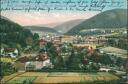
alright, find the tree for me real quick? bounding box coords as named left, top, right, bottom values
left=67, top=49, right=82, bottom=70
left=100, top=54, right=114, bottom=65
left=1, top=43, right=8, bottom=48
left=118, top=39, right=128, bottom=50
left=89, top=62, right=100, bottom=71
left=26, top=36, right=33, bottom=46
left=16, top=43, right=22, bottom=56
left=60, top=43, right=73, bottom=69
left=45, top=42, right=60, bottom=68
left=116, top=57, right=124, bottom=67
left=107, top=39, right=116, bottom=46
left=0, top=18, right=34, bottom=49
left=8, top=42, right=17, bottom=48
left=54, top=56, right=64, bottom=69
left=91, top=52, right=102, bottom=63
left=0, top=62, right=17, bottom=78
left=33, top=33, right=39, bottom=41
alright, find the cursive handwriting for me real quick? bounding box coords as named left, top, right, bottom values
left=1, top=0, right=125, bottom=12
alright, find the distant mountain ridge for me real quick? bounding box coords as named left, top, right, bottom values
left=54, top=19, right=85, bottom=33
left=25, top=26, right=58, bottom=33
left=1, top=16, right=12, bottom=21
left=36, top=22, right=63, bottom=28
left=66, top=9, right=127, bottom=35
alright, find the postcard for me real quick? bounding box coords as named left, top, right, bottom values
left=0, top=0, right=127, bottom=84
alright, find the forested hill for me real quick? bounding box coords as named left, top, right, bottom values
left=0, top=16, right=34, bottom=48
left=25, top=26, right=58, bottom=33
left=66, top=9, right=127, bottom=35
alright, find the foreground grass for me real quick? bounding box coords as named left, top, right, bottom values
left=2, top=72, right=119, bottom=84
left=7, top=77, right=36, bottom=84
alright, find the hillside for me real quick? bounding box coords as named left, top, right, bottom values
left=66, top=9, right=127, bottom=35
left=54, top=19, right=85, bottom=33
left=25, top=26, right=58, bottom=33
left=1, top=16, right=12, bottom=21
left=37, top=22, right=63, bottom=28
left=0, top=16, right=33, bottom=48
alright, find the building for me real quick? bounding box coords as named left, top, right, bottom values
left=52, top=36, right=61, bottom=44
left=61, top=36, right=74, bottom=43
left=14, top=53, right=52, bottom=71
left=84, top=37, right=98, bottom=44
left=1, top=48, right=19, bottom=58
left=97, top=36, right=107, bottom=45
left=73, top=44, right=96, bottom=50
left=25, top=53, right=52, bottom=71
left=83, top=36, right=107, bottom=45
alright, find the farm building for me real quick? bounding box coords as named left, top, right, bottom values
left=14, top=53, right=53, bottom=72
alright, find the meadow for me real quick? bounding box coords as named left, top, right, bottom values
left=0, top=57, right=16, bottom=63
left=1, top=72, right=119, bottom=84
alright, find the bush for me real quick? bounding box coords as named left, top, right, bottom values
left=0, top=62, right=17, bottom=78
left=23, top=80, right=33, bottom=84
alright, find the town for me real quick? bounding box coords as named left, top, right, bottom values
left=1, top=28, right=127, bottom=81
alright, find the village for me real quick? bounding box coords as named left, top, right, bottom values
left=1, top=32, right=127, bottom=72
left=0, top=28, right=128, bottom=84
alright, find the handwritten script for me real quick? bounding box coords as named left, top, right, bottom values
left=1, top=0, right=125, bottom=12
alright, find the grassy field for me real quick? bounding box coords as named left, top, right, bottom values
left=0, top=57, right=16, bottom=63
left=7, top=76, right=36, bottom=84
left=100, top=47, right=127, bottom=58
left=1, top=72, right=119, bottom=84
left=1, top=72, right=24, bottom=83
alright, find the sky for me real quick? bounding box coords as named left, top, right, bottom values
left=1, top=0, right=127, bottom=26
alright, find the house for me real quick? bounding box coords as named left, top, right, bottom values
left=99, top=68, right=111, bottom=72
left=14, top=53, right=53, bottom=72
left=53, top=42, right=62, bottom=52
left=83, top=36, right=107, bottom=45
left=25, top=53, right=52, bottom=71
left=97, top=37, right=107, bottom=45
left=53, top=36, right=61, bottom=43
left=1, top=48, right=19, bottom=58
left=61, top=36, right=74, bottom=43
left=84, top=37, right=98, bottom=44
left=73, top=44, right=96, bottom=50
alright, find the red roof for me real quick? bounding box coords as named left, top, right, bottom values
left=39, top=39, right=47, bottom=42
left=16, top=53, right=49, bottom=62
left=4, top=48, right=16, bottom=52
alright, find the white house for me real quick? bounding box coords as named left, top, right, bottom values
left=0, top=48, right=19, bottom=58
left=24, top=53, right=53, bottom=71
left=25, top=59, right=52, bottom=70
